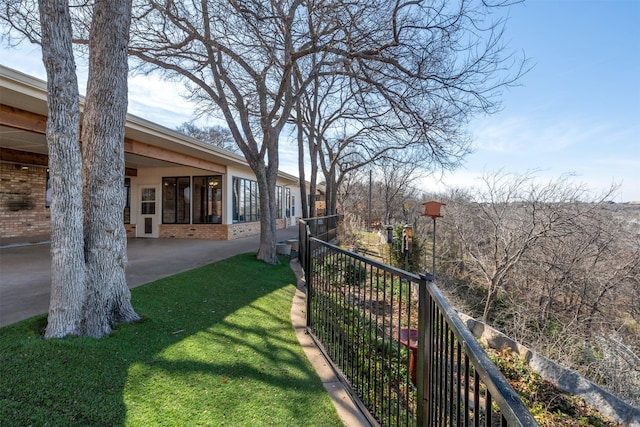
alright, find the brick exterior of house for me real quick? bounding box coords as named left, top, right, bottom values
left=0, top=163, right=50, bottom=241
left=1, top=66, right=300, bottom=245
left=0, top=163, right=291, bottom=244
left=158, top=218, right=287, bottom=240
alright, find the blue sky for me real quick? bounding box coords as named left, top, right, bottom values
left=429, top=0, right=640, bottom=201
left=2, top=0, right=639, bottom=201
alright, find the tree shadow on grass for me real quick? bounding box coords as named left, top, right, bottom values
left=0, top=253, right=339, bottom=426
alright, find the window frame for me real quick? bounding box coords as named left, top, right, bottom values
left=162, top=176, right=191, bottom=224
left=123, top=177, right=131, bottom=223
left=232, top=177, right=260, bottom=223
left=192, top=175, right=223, bottom=224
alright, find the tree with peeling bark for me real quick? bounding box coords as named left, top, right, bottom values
left=80, top=0, right=139, bottom=337
left=37, top=0, right=86, bottom=338
left=1, top=0, right=139, bottom=338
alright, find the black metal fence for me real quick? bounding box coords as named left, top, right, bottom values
left=298, top=214, right=341, bottom=279
left=300, top=217, right=538, bottom=426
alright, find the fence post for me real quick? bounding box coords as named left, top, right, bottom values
left=417, top=276, right=431, bottom=425
left=304, top=225, right=313, bottom=329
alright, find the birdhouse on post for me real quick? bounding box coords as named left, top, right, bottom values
left=421, top=201, right=445, bottom=219
left=422, top=200, right=445, bottom=283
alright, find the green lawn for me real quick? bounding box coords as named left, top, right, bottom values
left=0, top=253, right=342, bottom=426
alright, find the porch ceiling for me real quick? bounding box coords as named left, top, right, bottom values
left=0, top=65, right=235, bottom=172
left=0, top=124, right=190, bottom=169
left=1, top=65, right=300, bottom=184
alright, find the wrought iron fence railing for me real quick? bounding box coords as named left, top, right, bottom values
left=298, top=214, right=341, bottom=283
left=300, top=217, right=538, bottom=426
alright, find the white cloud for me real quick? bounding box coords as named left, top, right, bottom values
left=417, top=170, right=484, bottom=195
left=127, top=75, right=220, bottom=130
left=464, top=113, right=640, bottom=201
left=471, top=115, right=613, bottom=155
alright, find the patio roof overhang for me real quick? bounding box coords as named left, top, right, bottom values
left=0, top=65, right=299, bottom=185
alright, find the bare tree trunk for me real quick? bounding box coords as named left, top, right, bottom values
left=256, top=136, right=280, bottom=264
left=80, top=0, right=138, bottom=337
left=39, top=0, right=86, bottom=339
left=308, top=143, right=318, bottom=217
left=295, top=103, right=309, bottom=218
left=325, top=168, right=339, bottom=216
left=482, top=280, right=499, bottom=323
left=256, top=187, right=279, bottom=264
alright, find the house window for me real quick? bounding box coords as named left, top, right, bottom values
left=232, top=177, right=259, bottom=223
left=45, top=169, right=51, bottom=208
left=162, top=177, right=190, bottom=224
left=286, top=187, right=292, bottom=217
left=276, top=186, right=283, bottom=219
left=141, top=188, right=156, bottom=215
left=193, top=176, right=222, bottom=224
left=123, top=177, right=131, bottom=223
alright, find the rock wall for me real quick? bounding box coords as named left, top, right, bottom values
left=458, top=312, right=640, bottom=426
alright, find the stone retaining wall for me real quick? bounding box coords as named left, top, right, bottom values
left=458, top=312, right=640, bottom=426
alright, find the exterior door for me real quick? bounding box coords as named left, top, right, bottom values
left=137, top=185, right=159, bottom=238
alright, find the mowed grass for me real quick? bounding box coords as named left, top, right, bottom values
left=0, top=253, right=342, bottom=426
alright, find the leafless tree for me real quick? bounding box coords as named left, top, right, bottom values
left=373, top=157, right=427, bottom=226
left=291, top=52, right=325, bottom=219
left=334, top=156, right=426, bottom=229
left=293, top=0, right=526, bottom=217
left=176, top=122, right=238, bottom=153
left=416, top=172, right=640, bottom=403
left=128, top=0, right=526, bottom=238
left=80, top=0, right=139, bottom=337
left=502, top=200, right=640, bottom=405
left=335, top=165, right=640, bottom=403
left=129, top=0, right=313, bottom=263
left=441, top=172, right=618, bottom=323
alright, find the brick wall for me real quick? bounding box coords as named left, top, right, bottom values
left=155, top=220, right=289, bottom=241
left=1, top=163, right=293, bottom=243
left=124, top=224, right=136, bottom=238
left=227, top=222, right=260, bottom=240
left=226, top=219, right=287, bottom=240
left=160, top=224, right=230, bottom=240
left=0, top=163, right=50, bottom=240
